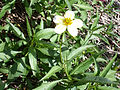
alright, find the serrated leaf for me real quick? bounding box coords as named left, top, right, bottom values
left=40, top=66, right=62, bottom=81
left=33, top=80, right=62, bottom=90
left=100, top=54, right=117, bottom=77
left=70, top=58, right=94, bottom=75
left=67, top=45, right=95, bottom=60
left=6, top=19, right=25, bottom=39
left=35, top=28, right=55, bottom=40
left=28, top=47, right=39, bottom=76
left=0, top=0, right=15, bottom=19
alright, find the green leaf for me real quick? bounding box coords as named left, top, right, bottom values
left=80, top=10, right=87, bottom=21
left=0, top=68, right=9, bottom=73
left=25, top=7, right=32, bottom=18
left=0, top=24, right=9, bottom=31
left=77, top=84, right=87, bottom=90
left=40, top=66, right=62, bottom=81
left=73, top=4, right=93, bottom=10
left=0, top=42, right=5, bottom=52
left=0, top=0, right=15, bottom=19
left=33, top=80, right=62, bottom=90
left=6, top=19, right=25, bottom=39
left=50, top=35, right=58, bottom=42
left=74, top=75, right=117, bottom=85
left=30, top=0, right=39, bottom=6
left=37, top=48, right=57, bottom=57
left=93, top=34, right=109, bottom=45
left=92, top=56, right=100, bottom=76
left=67, top=45, right=95, bottom=60
left=24, top=0, right=32, bottom=18
left=105, top=70, right=116, bottom=81
left=70, top=0, right=78, bottom=4
left=100, top=54, right=117, bottom=77
left=91, top=11, right=100, bottom=30
left=97, top=86, right=119, bottom=90
left=96, top=58, right=107, bottom=63
left=0, top=79, right=5, bottom=90
left=0, top=50, right=21, bottom=62
left=0, top=53, right=11, bottom=62
left=8, top=57, right=29, bottom=80
left=65, top=0, right=72, bottom=10
left=70, top=58, right=94, bottom=75
left=106, top=0, right=114, bottom=9
left=26, top=16, right=32, bottom=38
left=28, top=47, right=39, bottom=76
left=92, top=0, right=97, bottom=5
left=40, top=18, right=44, bottom=30
left=35, top=28, right=55, bottom=40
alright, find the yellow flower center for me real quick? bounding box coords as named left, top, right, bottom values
left=63, top=18, right=73, bottom=26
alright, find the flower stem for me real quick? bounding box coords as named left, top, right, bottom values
left=59, top=34, right=72, bottom=81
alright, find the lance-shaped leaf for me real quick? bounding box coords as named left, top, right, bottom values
left=33, top=80, right=62, bottom=90
left=100, top=53, right=117, bottom=77
left=97, top=86, right=119, bottom=90
left=28, top=47, right=39, bottom=76
left=70, top=58, right=94, bottom=75
left=73, top=4, right=93, bottom=10
left=26, top=16, right=32, bottom=38
left=74, top=75, right=118, bottom=85
left=6, top=19, right=25, bottom=39
left=40, top=66, right=62, bottom=81
left=35, top=28, right=55, bottom=40
left=67, top=45, right=95, bottom=61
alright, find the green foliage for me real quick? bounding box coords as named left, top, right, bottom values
left=33, top=80, right=62, bottom=90
left=0, top=0, right=15, bottom=19
left=0, top=0, right=119, bottom=89
left=28, top=47, right=39, bottom=76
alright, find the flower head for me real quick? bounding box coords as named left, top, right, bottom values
left=53, top=11, right=83, bottom=37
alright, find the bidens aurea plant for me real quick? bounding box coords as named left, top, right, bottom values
left=53, top=11, right=83, bottom=37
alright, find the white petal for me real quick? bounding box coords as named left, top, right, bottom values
left=68, top=25, right=78, bottom=37
left=55, top=24, right=66, bottom=34
left=53, top=15, right=64, bottom=24
left=64, top=11, right=75, bottom=20
left=71, top=19, right=83, bottom=28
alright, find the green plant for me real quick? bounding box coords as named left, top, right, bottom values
left=0, top=0, right=119, bottom=89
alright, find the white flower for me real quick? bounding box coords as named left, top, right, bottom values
left=53, top=11, right=83, bottom=37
